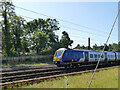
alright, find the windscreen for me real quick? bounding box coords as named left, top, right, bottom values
left=55, top=50, right=63, bottom=57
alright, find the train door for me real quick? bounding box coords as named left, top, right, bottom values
left=84, top=51, right=89, bottom=62
left=105, top=52, right=107, bottom=61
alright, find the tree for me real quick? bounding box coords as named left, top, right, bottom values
left=31, top=31, right=49, bottom=54
left=60, top=31, right=73, bottom=48
left=104, top=44, right=109, bottom=51
left=93, top=44, right=97, bottom=50
left=25, top=18, right=60, bottom=54
left=10, top=15, right=25, bottom=55
left=81, top=45, right=85, bottom=49
left=44, top=18, right=60, bottom=53
left=21, top=37, right=30, bottom=54
left=73, top=44, right=80, bottom=49
left=118, top=41, right=120, bottom=52
left=108, top=44, right=113, bottom=51
left=1, top=1, right=15, bottom=56
left=112, top=43, right=118, bottom=52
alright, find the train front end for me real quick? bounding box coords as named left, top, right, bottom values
left=53, top=48, right=66, bottom=67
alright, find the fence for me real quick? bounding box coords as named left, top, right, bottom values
left=1, top=55, right=53, bottom=65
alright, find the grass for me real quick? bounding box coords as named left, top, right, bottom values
left=21, top=67, right=119, bottom=88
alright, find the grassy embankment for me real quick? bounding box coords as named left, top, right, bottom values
left=21, top=67, right=119, bottom=88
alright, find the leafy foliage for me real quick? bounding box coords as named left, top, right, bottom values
left=1, top=1, right=15, bottom=56
left=31, top=31, right=49, bottom=54
left=60, top=31, right=73, bottom=48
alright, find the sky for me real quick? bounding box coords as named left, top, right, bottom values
left=12, top=1, right=119, bottom=48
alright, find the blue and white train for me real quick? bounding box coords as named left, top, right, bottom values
left=53, top=48, right=120, bottom=67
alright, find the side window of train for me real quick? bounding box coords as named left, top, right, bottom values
left=66, top=52, right=70, bottom=57
left=101, top=54, right=104, bottom=58
left=74, top=53, right=77, bottom=58
left=94, top=54, right=97, bottom=59
left=105, top=54, right=107, bottom=58
left=113, top=55, right=114, bottom=58
left=77, top=53, right=79, bottom=58
left=79, top=52, right=83, bottom=58
left=110, top=55, right=112, bottom=58
left=75, top=53, right=77, bottom=58
left=98, top=54, right=100, bottom=58
left=65, top=52, right=68, bottom=56
left=90, top=54, right=93, bottom=58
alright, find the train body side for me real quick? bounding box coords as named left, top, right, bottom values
left=53, top=48, right=118, bottom=67
left=116, top=52, right=120, bottom=61
left=62, top=50, right=84, bottom=62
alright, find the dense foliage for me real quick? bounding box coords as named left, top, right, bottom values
left=1, top=1, right=74, bottom=56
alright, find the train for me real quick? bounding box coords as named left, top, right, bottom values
left=53, top=48, right=120, bottom=67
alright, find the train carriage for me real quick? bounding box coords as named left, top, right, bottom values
left=116, top=52, right=120, bottom=61
left=107, top=52, right=116, bottom=61
left=89, top=51, right=105, bottom=62
left=53, top=48, right=119, bottom=67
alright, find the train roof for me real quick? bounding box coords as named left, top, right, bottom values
left=57, top=48, right=67, bottom=51
left=57, top=48, right=119, bottom=53
left=73, top=49, right=101, bottom=52
left=59, top=48, right=116, bottom=53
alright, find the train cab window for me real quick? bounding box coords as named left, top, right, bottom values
left=55, top=50, right=63, bottom=57
left=94, top=54, right=97, bottom=59
left=90, top=54, right=93, bottom=58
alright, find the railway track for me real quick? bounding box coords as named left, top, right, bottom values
left=0, top=63, right=119, bottom=89
left=1, top=64, right=56, bottom=72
